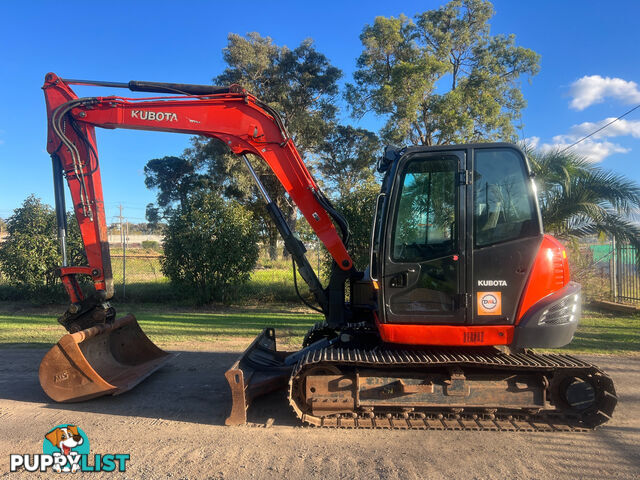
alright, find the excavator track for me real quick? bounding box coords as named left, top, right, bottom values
left=302, top=321, right=334, bottom=347
left=288, top=346, right=617, bottom=431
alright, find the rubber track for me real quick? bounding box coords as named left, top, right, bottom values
left=289, top=346, right=617, bottom=431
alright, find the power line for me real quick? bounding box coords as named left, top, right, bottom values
left=559, top=103, right=640, bottom=154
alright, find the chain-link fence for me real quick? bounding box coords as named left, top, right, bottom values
left=110, top=254, right=165, bottom=298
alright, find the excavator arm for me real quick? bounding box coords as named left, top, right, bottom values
left=43, top=72, right=352, bottom=331
left=39, top=73, right=354, bottom=404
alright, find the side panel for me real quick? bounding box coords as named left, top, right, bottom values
left=473, top=237, right=542, bottom=324
left=516, top=234, right=571, bottom=323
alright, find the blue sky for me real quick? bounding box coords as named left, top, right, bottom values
left=1, top=0, right=639, bottom=224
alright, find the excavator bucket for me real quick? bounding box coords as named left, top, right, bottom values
left=39, top=314, right=173, bottom=402
left=225, top=328, right=293, bottom=425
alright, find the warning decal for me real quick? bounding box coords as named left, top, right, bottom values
left=477, top=291, right=502, bottom=316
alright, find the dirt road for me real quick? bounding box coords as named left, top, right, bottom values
left=0, top=346, right=638, bottom=479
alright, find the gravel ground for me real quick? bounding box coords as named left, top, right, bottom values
left=0, top=346, right=638, bottom=479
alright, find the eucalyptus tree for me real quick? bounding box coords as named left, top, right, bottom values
left=145, top=33, right=343, bottom=259
left=347, top=0, right=540, bottom=146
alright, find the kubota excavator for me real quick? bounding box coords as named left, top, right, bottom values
left=40, top=73, right=617, bottom=430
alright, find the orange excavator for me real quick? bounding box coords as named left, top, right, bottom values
left=40, top=73, right=616, bottom=430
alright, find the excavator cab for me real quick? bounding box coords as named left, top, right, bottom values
left=375, top=144, right=542, bottom=328
left=371, top=144, right=582, bottom=349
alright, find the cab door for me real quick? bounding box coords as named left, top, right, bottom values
left=380, top=150, right=467, bottom=324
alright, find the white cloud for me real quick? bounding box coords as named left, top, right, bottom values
left=525, top=118, right=631, bottom=163
left=525, top=136, right=540, bottom=149
left=524, top=105, right=640, bottom=163
left=542, top=138, right=628, bottom=163
left=569, top=75, right=640, bottom=110
left=567, top=118, right=640, bottom=140
left=528, top=75, right=640, bottom=162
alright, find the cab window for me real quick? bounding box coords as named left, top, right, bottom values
left=391, top=157, right=458, bottom=262
left=473, top=149, right=537, bottom=247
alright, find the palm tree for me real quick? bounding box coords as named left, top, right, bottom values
left=524, top=146, right=640, bottom=257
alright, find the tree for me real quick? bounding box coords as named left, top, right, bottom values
left=331, top=184, right=380, bottom=271
left=144, top=139, right=279, bottom=258
left=317, top=125, right=381, bottom=198
left=217, top=32, right=342, bottom=155
left=0, top=195, right=85, bottom=289
left=161, top=189, right=259, bottom=303
left=212, top=33, right=342, bottom=257
left=347, top=0, right=540, bottom=146
left=526, top=147, right=640, bottom=256
left=0, top=196, right=58, bottom=287
left=145, top=33, right=343, bottom=259
left=143, top=155, right=215, bottom=225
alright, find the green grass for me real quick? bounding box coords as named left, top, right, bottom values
left=138, top=308, right=322, bottom=347
left=110, top=255, right=165, bottom=283
left=0, top=304, right=323, bottom=349
left=108, top=267, right=311, bottom=304
left=550, top=309, right=640, bottom=355
left=234, top=268, right=309, bottom=303
left=0, top=304, right=636, bottom=354
left=0, top=264, right=314, bottom=305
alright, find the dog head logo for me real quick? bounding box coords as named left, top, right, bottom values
left=45, top=426, right=83, bottom=456
left=43, top=424, right=90, bottom=473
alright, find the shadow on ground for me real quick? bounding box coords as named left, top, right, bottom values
left=0, top=348, right=298, bottom=427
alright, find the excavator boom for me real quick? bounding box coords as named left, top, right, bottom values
left=44, top=73, right=352, bottom=302
left=40, top=73, right=351, bottom=402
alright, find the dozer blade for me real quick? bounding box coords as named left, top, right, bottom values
left=225, top=328, right=293, bottom=425
left=39, top=314, right=174, bottom=402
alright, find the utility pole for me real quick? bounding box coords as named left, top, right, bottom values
left=117, top=204, right=127, bottom=299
